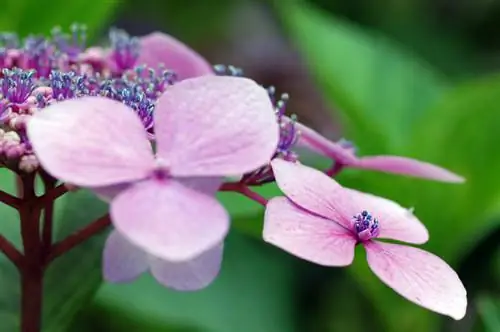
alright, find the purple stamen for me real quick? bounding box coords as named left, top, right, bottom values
left=1, top=69, right=36, bottom=104
left=22, top=36, right=54, bottom=78
left=353, top=210, right=380, bottom=241
left=49, top=70, right=87, bottom=100
left=109, top=28, right=139, bottom=72
left=52, top=24, right=87, bottom=60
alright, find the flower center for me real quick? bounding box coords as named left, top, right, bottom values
left=150, top=159, right=171, bottom=181
left=353, top=210, right=380, bottom=241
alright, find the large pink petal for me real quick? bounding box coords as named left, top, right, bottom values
left=137, top=32, right=213, bottom=80
left=111, top=179, right=229, bottom=261
left=271, top=159, right=349, bottom=228
left=149, top=242, right=223, bottom=291
left=92, top=183, right=132, bottom=202
left=154, top=76, right=279, bottom=177
left=365, top=241, right=467, bottom=320
left=355, top=156, right=465, bottom=183
left=264, top=197, right=356, bottom=266
left=27, top=97, right=155, bottom=187
left=178, top=176, right=223, bottom=196
left=93, top=177, right=222, bottom=202
left=102, top=230, right=149, bottom=283
left=341, top=188, right=429, bottom=244
left=294, top=121, right=357, bottom=164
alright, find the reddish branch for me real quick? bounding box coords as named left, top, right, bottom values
left=19, top=173, right=43, bottom=332
left=0, top=234, right=24, bottom=269
left=39, top=172, right=57, bottom=254
left=219, top=182, right=268, bottom=206
left=0, top=189, right=21, bottom=209
left=45, top=214, right=111, bottom=264
left=326, top=162, right=344, bottom=177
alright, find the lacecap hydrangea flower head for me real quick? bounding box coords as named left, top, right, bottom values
left=0, top=23, right=467, bottom=327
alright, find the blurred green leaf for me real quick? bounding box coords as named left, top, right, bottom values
left=0, top=170, right=23, bottom=331
left=409, top=73, right=500, bottom=260
left=0, top=0, right=119, bottom=38
left=0, top=169, right=109, bottom=331
left=43, top=190, right=109, bottom=332
left=477, top=295, right=500, bottom=332
left=275, top=0, right=448, bottom=153
left=72, top=232, right=297, bottom=332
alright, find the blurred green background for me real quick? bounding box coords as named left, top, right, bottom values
left=0, top=0, right=499, bottom=331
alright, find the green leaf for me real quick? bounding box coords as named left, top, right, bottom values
left=72, top=232, right=297, bottom=332
left=409, top=73, right=500, bottom=261
left=477, top=295, right=500, bottom=332
left=275, top=0, right=447, bottom=152
left=1, top=0, right=119, bottom=39
left=0, top=170, right=22, bottom=332
left=43, top=190, right=109, bottom=332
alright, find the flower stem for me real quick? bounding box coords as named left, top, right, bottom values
left=0, top=234, right=24, bottom=269
left=326, top=162, right=343, bottom=177
left=219, top=182, right=268, bottom=206
left=19, top=173, right=43, bottom=332
left=40, top=172, right=57, bottom=255
left=45, top=214, right=111, bottom=264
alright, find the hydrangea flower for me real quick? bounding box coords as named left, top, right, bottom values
left=27, top=75, right=279, bottom=288
left=0, top=26, right=214, bottom=174
left=264, top=159, right=467, bottom=319
left=295, top=121, right=464, bottom=182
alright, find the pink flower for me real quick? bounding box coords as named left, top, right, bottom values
left=264, top=159, right=467, bottom=319
left=27, top=75, right=279, bottom=289
left=83, top=30, right=214, bottom=79
left=137, top=32, right=214, bottom=80
left=295, top=121, right=464, bottom=183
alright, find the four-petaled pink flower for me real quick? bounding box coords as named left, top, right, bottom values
left=27, top=75, right=279, bottom=290
left=264, top=159, right=467, bottom=319
left=295, top=121, right=464, bottom=182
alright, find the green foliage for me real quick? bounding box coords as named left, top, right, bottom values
left=277, top=1, right=500, bottom=331
left=0, top=0, right=119, bottom=39
left=70, top=232, right=297, bottom=332
left=43, top=190, right=109, bottom=332
left=274, top=0, right=448, bottom=153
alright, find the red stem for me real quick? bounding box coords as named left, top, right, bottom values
left=0, top=189, right=21, bottom=209
left=45, top=214, right=111, bottom=264
left=0, top=234, right=24, bottom=269
left=19, top=173, right=43, bottom=332
left=326, top=162, right=344, bottom=177
left=36, top=184, right=67, bottom=207
left=39, top=172, right=57, bottom=255
left=219, top=182, right=268, bottom=206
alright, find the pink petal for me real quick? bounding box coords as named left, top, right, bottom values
left=178, top=176, right=223, bottom=196
left=149, top=242, right=223, bottom=291
left=93, top=177, right=222, bottom=202
left=365, top=241, right=467, bottom=320
left=92, top=183, right=131, bottom=202
left=341, top=188, right=429, bottom=244
left=355, top=156, right=465, bottom=183
left=111, top=178, right=229, bottom=261
left=154, top=76, right=279, bottom=177
left=294, top=121, right=357, bottom=164
left=271, top=159, right=349, bottom=228
left=137, top=32, right=213, bottom=80
left=103, top=230, right=149, bottom=283
left=27, top=97, right=155, bottom=187
left=263, top=197, right=356, bottom=266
